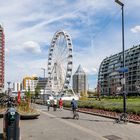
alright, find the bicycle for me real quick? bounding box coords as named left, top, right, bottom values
left=73, top=109, right=79, bottom=120
left=115, top=113, right=128, bottom=124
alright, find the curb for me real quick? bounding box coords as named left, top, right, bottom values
left=34, top=103, right=140, bottom=124
left=64, top=108, right=140, bottom=124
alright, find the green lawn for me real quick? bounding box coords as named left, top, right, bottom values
left=63, top=97, right=140, bottom=115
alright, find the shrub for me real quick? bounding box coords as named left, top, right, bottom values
left=63, top=98, right=140, bottom=115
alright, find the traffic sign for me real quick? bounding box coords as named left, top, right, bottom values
left=121, top=78, right=125, bottom=85
left=117, top=67, right=128, bottom=73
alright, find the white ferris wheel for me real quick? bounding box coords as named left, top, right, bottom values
left=47, top=30, right=73, bottom=94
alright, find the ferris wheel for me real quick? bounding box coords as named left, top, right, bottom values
left=47, top=30, right=73, bottom=94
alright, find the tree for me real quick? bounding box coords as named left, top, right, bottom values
left=25, top=89, right=31, bottom=111
left=97, top=84, right=101, bottom=101
left=35, top=86, right=40, bottom=101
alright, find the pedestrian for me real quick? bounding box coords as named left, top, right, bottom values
left=53, top=98, right=57, bottom=111
left=47, top=98, right=51, bottom=111
left=59, top=98, right=63, bottom=111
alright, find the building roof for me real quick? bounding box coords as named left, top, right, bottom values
left=74, top=65, right=86, bottom=75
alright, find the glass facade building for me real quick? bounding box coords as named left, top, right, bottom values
left=73, top=65, right=87, bottom=95
left=98, top=45, right=140, bottom=96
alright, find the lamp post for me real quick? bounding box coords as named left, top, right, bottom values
left=41, top=68, right=46, bottom=78
left=41, top=68, right=46, bottom=104
left=115, top=0, right=127, bottom=122
left=7, top=82, right=11, bottom=96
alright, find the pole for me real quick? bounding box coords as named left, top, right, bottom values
left=122, top=4, right=126, bottom=117
left=43, top=69, right=45, bottom=78
left=7, top=82, right=11, bottom=96
left=41, top=68, right=46, bottom=104
left=115, top=0, right=127, bottom=122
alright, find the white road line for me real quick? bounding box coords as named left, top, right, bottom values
left=39, top=109, right=107, bottom=140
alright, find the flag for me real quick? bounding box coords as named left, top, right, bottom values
left=18, top=91, right=21, bottom=103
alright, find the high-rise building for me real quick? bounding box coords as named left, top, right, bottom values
left=73, top=65, right=87, bottom=95
left=36, top=77, right=48, bottom=90
left=13, top=82, right=22, bottom=92
left=0, top=25, right=4, bottom=93
left=23, top=76, right=38, bottom=92
left=98, top=44, right=140, bottom=96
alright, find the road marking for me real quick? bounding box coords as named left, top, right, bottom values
left=39, top=109, right=106, bottom=140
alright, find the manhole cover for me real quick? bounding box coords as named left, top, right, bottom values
left=103, top=135, right=121, bottom=140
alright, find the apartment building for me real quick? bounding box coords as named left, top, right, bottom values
left=98, top=45, right=140, bottom=95
left=23, top=76, right=38, bottom=92
left=13, top=82, right=22, bottom=92
left=0, top=25, right=5, bottom=93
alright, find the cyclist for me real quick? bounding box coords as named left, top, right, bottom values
left=53, top=98, right=57, bottom=111
left=47, top=98, right=51, bottom=111
left=71, top=98, right=79, bottom=119
left=71, top=98, right=77, bottom=112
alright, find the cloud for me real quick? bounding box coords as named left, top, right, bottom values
left=22, top=41, right=41, bottom=54
left=5, top=58, right=48, bottom=83
left=131, top=26, right=140, bottom=33
left=1, top=0, right=140, bottom=90
left=5, top=48, right=9, bottom=53
left=83, top=67, right=98, bottom=75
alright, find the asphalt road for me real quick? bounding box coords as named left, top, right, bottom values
left=0, top=104, right=140, bottom=140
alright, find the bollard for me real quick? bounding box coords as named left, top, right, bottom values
left=3, top=107, right=20, bottom=140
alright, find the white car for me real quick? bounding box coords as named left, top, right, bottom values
left=58, top=94, right=79, bottom=101
left=46, top=94, right=54, bottom=100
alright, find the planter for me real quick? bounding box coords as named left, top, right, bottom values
left=17, top=101, right=40, bottom=120
left=0, top=111, right=40, bottom=119
left=18, top=108, right=40, bottom=120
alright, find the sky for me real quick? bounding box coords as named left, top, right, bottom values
left=0, top=0, right=140, bottom=90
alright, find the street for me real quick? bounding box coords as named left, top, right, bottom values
left=0, top=104, right=140, bottom=140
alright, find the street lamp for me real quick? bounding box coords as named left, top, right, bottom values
left=7, top=81, right=11, bottom=96
left=115, top=0, right=127, bottom=122
left=41, top=68, right=46, bottom=78
left=41, top=68, right=46, bottom=104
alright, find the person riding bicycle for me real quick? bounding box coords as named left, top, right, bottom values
left=47, top=97, right=51, bottom=111
left=53, top=98, right=57, bottom=111
left=71, top=98, right=78, bottom=113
